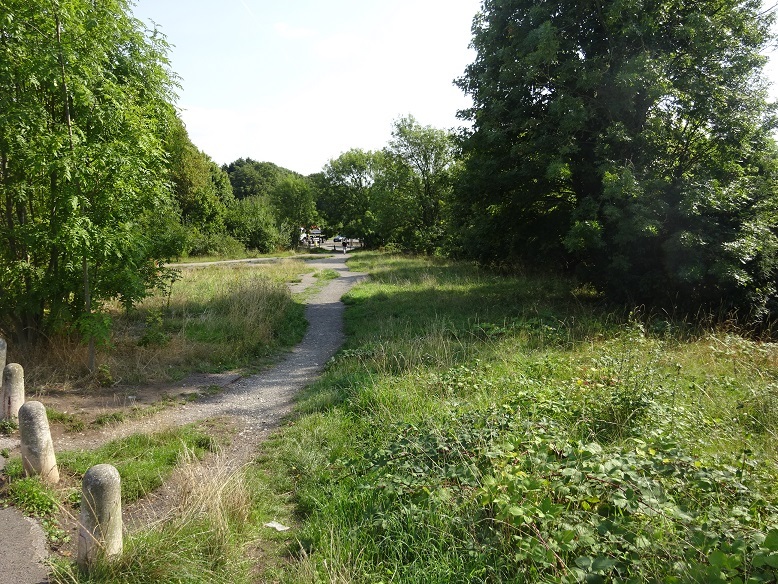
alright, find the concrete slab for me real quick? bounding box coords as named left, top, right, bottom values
left=0, top=507, right=48, bottom=584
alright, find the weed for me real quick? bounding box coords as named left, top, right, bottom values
left=7, top=477, right=58, bottom=517
left=0, top=417, right=18, bottom=435
left=46, top=408, right=86, bottom=432
left=258, top=252, right=778, bottom=583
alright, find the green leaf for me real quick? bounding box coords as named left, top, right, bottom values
left=591, top=556, right=617, bottom=572
left=763, top=530, right=778, bottom=551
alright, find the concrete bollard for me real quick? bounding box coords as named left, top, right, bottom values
left=0, top=338, right=6, bottom=387
left=18, top=401, right=59, bottom=484
left=78, top=464, right=122, bottom=570
left=3, top=363, right=24, bottom=420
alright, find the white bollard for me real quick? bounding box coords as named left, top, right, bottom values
left=78, top=464, right=122, bottom=570
left=3, top=363, right=24, bottom=420
left=18, top=401, right=59, bottom=484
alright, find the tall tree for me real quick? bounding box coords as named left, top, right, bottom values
left=378, top=115, right=457, bottom=253
left=0, top=0, right=177, bottom=352
left=456, top=0, right=778, bottom=315
left=223, top=158, right=295, bottom=200
left=270, top=175, right=317, bottom=248
left=165, top=115, right=232, bottom=235
left=318, top=148, right=381, bottom=246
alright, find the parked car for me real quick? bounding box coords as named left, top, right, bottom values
left=333, top=235, right=343, bottom=242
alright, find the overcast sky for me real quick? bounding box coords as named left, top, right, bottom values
left=131, top=0, right=778, bottom=176
left=131, top=0, right=481, bottom=175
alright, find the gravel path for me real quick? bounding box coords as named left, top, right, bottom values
left=2, top=253, right=366, bottom=583
left=56, top=253, right=365, bottom=453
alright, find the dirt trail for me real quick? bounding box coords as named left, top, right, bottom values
left=0, top=253, right=366, bottom=583
left=56, top=254, right=364, bottom=453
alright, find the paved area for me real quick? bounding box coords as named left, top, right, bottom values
left=0, top=254, right=365, bottom=583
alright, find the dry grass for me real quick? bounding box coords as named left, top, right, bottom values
left=9, top=260, right=310, bottom=392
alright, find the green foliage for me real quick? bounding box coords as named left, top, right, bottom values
left=316, top=117, right=457, bottom=253
left=138, top=308, right=169, bottom=347
left=6, top=476, right=58, bottom=517
left=0, top=417, right=18, bottom=435
left=225, top=196, right=285, bottom=253
left=317, top=148, right=382, bottom=246
left=378, top=115, right=457, bottom=253
left=259, top=253, right=778, bottom=583
left=165, top=116, right=233, bottom=237
left=184, top=229, right=246, bottom=258
left=0, top=0, right=179, bottom=343
left=270, top=175, right=318, bottom=248
left=455, top=0, right=778, bottom=316
left=0, top=0, right=180, bottom=338
left=223, top=158, right=297, bottom=200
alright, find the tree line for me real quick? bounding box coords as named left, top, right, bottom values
left=2, top=0, right=777, bottom=354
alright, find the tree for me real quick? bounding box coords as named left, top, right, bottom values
left=270, top=175, right=317, bottom=248
left=165, top=115, right=232, bottom=235
left=225, top=196, right=284, bottom=253
left=318, top=149, right=381, bottom=246
left=223, top=158, right=295, bottom=200
left=378, top=115, right=457, bottom=253
left=456, top=0, right=778, bottom=315
left=0, top=0, right=177, bottom=354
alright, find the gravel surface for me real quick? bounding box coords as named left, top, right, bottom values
left=2, top=253, right=366, bottom=583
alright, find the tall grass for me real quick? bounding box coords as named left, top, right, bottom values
left=258, top=252, right=778, bottom=583
left=13, top=260, right=309, bottom=390
left=49, top=450, right=256, bottom=584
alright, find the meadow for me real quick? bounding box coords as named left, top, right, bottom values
left=265, top=252, right=778, bottom=583
left=8, top=252, right=778, bottom=583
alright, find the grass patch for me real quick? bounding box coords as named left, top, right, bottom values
left=49, top=444, right=293, bottom=584
left=1, top=423, right=223, bottom=553
left=255, top=251, right=778, bottom=583
left=58, top=424, right=218, bottom=503
left=10, top=259, right=310, bottom=392
left=314, top=268, right=339, bottom=280
left=46, top=408, right=86, bottom=432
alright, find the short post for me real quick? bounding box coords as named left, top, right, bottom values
left=0, top=338, right=6, bottom=386
left=3, top=363, right=24, bottom=421
left=78, top=464, right=122, bottom=570
left=18, top=401, right=59, bottom=484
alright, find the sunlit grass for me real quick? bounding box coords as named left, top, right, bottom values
left=16, top=260, right=310, bottom=391
left=263, top=251, right=778, bottom=583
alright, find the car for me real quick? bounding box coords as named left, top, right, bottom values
left=333, top=235, right=343, bottom=242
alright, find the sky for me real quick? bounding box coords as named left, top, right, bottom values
left=131, top=0, right=482, bottom=175
left=131, top=1, right=778, bottom=177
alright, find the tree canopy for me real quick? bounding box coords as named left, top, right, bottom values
left=455, top=0, right=778, bottom=316
left=316, top=116, right=457, bottom=253
left=0, top=0, right=177, bottom=343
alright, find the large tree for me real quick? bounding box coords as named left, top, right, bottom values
left=166, top=115, right=233, bottom=236
left=456, top=0, right=778, bottom=315
left=270, top=175, right=317, bottom=248
left=380, top=116, right=457, bottom=253
left=317, top=148, right=382, bottom=246
left=0, top=0, right=177, bottom=351
left=223, top=158, right=295, bottom=200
